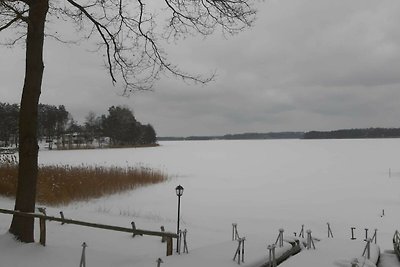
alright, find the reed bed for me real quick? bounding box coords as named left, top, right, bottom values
left=0, top=154, right=168, bottom=206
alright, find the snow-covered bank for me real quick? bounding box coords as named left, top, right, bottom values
left=0, top=139, right=400, bottom=266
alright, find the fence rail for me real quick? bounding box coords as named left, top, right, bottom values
left=0, top=208, right=177, bottom=256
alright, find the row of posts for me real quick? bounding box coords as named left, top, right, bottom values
left=350, top=227, right=378, bottom=244
left=78, top=226, right=188, bottom=267
left=77, top=242, right=171, bottom=267
left=232, top=224, right=318, bottom=266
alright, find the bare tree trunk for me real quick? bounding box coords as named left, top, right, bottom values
left=9, top=0, right=49, bottom=243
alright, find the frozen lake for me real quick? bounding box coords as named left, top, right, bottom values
left=36, top=139, right=400, bottom=251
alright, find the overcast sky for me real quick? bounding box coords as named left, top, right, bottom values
left=1, top=0, right=400, bottom=136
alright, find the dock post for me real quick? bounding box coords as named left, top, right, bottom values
left=299, top=225, right=304, bottom=238
left=241, top=237, right=245, bottom=263
left=306, top=230, right=315, bottom=249
left=232, top=223, right=239, bottom=240
left=271, top=244, right=277, bottom=267
left=364, top=228, right=369, bottom=241
left=267, top=244, right=277, bottom=267
left=351, top=227, right=356, bottom=240
left=327, top=222, right=333, bottom=238
left=233, top=238, right=244, bottom=264
left=275, top=228, right=284, bottom=247
left=362, top=238, right=371, bottom=259
left=371, top=229, right=377, bottom=244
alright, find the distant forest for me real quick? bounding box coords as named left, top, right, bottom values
left=2, top=101, right=400, bottom=147
left=303, top=128, right=400, bottom=139
left=160, top=128, right=400, bottom=141
left=158, top=132, right=304, bottom=141
left=0, top=102, right=156, bottom=149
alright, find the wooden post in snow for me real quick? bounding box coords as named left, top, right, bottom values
left=267, top=244, right=277, bottom=267
left=299, top=225, right=304, bottom=238
left=306, top=230, right=315, bottom=249
left=182, top=229, right=189, bottom=253
left=362, top=238, right=371, bottom=259
left=371, top=229, right=377, bottom=244
left=60, top=211, right=65, bottom=225
left=79, top=242, right=87, bottom=267
left=160, top=226, right=166, bottom=243
left=166, top=237, right=173, bottom=256
left=327, top=223, right=333, bottom=238
left=275, top=229, right=284, bottom=247
left=232, top=223, right=239, bottom=241
left=351, top=227, right=356, bottom=240
left=38, top=207, right=46, bottom=246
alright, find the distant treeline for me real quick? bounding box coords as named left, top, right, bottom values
left=303, top=128, right=400, bottom=139
left=0, top=102, right=156, bottom=148
left=159, top=127, right=400, bottom=141
left=158, top=132, right=304, bottom=141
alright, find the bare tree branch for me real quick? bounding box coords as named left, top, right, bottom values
left=1, top=0, right=255, bottom=92
left=45, top=0, right=255, bottom=93
left=0, top=16, right=19, bottom=31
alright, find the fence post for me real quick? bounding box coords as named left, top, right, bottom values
left=166, top=237, right=173, bottom=256
left=131, top=221, right=143, bottom=238
left=38, top=207, right=46, bottom=246
left=160, top=226, right=166, bottom=243
left=59, top=211, right=65, bottom=225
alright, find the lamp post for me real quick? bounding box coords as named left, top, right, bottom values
left=175, top=185, right=184, bottom=253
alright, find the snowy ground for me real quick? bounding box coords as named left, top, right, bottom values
left=0, top=139, right=400, bottom=266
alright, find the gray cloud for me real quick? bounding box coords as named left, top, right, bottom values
left=2, top=0, right=400, bottom=136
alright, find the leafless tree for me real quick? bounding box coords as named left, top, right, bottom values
left=0, top=0, right=256, bottom=242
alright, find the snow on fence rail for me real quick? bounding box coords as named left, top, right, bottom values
left=0, top=208, right=178, bottom=256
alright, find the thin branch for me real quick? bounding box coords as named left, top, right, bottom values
left=65, top=0, right=117, bottom=83
left=44, top=0, right=254, bottom=92
left=0, top=16, right=19, bottom=31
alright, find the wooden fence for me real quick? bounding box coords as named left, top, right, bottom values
left=0, top=208, right=178, bottom=256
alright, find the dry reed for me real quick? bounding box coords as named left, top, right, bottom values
left=0, top=154, right=168, bottom=206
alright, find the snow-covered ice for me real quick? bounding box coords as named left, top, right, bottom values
left=0, top=139, right=400, bottom=266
